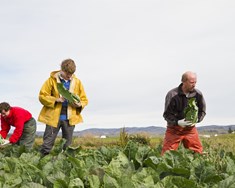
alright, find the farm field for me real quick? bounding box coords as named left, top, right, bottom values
left=0, top=133, right=235, bottom=187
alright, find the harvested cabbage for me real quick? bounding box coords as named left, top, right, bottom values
left=184, top=98, right=198, bottom=124
left=57, top=83, right=80, bottom=103
left=0, top=135, right=5, bottom=145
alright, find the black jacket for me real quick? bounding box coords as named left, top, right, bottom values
left=163, top=83, right=206, bottom=125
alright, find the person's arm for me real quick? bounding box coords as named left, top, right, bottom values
left=70, top=80, right=88, bottom=112
left=163, top=93, right=178, bottom=125
left=0, top=119, right=11, bottom=139
left=39, top=78, right=59, bottom=108
left=77, top=82, right=88, bottom=109
left=8, top=115, right=25, bottom=143
left=197, top=94, right=206, bottom=122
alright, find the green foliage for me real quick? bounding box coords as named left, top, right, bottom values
left=0, top=135, right=4, bottom=145
left=57, top=83, right=80, bottom=103
left=184, top=98, right=198, bottom=124
left=228, top=126, right=233, bottom=134
left=0, top=136, right=235, bottom=187
left=119, top=127, right=151, bottom=148
left=128, top=133, right=151, bottom=145
left=119, top=127, right=129, bottom=147
left=202, top=134, right=235, bottom=153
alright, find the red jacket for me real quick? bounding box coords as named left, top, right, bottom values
left=0, top=107, right=32, bottom=143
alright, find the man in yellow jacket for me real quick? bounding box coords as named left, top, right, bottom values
left=38, top=58, right=88, bottom=155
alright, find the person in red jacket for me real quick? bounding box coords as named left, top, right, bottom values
left=0, top=102, right=36, bottom=149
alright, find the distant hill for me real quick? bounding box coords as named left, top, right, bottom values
left=75, top=126, right=166, bottom=137
left=36, top=125, right=235, bottom=137
left=197, top=125, right=235, bottom=134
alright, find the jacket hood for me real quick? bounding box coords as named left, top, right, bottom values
left=50, top=70, right=76, bottom=83
left=50, top=70, right=60, bottom=77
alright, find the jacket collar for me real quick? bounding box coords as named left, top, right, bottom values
left=178, top=83, right=197, bottom=98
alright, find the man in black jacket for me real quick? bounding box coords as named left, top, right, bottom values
left=161, top=71, right=206, bottom=155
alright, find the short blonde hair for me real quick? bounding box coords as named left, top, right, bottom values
left=61, top=59, right=76, bottom=74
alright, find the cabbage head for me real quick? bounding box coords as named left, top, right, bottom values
left=184, top=98, right=198, bottom=124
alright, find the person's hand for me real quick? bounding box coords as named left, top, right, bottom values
left=56, top=97, right=65, bottom=103
left=0, top=139, right=10, bottom=146
left=3, top=139, right=10, bottom=145
left=178, top=119, right=193, bottom=127
left=70, top=102, right=82, bottom=108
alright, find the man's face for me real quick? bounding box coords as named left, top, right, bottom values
left=184, top=76, right=197, bottom=92
left=60, top=71, right=73, bottom=80
left=0, top=109, right=10, bottom=117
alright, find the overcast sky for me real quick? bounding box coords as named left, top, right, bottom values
left=0, top=0, right=235, bottom=131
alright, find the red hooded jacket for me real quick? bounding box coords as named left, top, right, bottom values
left=0, top=107, right=32, bottom=143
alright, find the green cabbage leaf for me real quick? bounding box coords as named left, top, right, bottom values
left=57, top=83, right=80, bottom=103
left=184, top=98, right=198, bottom=124
left=0, top=135, right=4, bottom=145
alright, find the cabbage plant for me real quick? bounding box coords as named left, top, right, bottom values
left=0, top=135, right=4, bottom=145
left=184, top=98, right=198, bottom=124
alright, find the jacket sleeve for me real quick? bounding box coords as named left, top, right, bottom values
left=197, top=94, right=206, bottom=122
left=163, top=92, right=178, bottom=125
left=39, top=78, right=58, bottom=108
left=8, top=115, right=25, bottom=143
left=78, top=82, right=88, bottom=110
left=0, top=118, right=11, bottom=139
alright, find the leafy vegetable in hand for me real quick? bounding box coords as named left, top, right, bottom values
left=57, top=83, right=80, bottom=103
left=0, top=135, right=5, bottom=145
left=184, top=98, right=198, bottom=124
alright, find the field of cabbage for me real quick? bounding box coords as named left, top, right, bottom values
left=0, top=134, right=235, bottom=188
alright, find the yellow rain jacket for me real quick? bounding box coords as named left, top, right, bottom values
left=38, top=71, right=88, bottom=127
